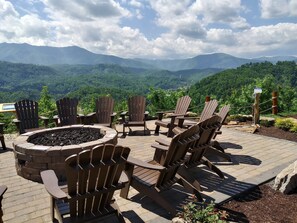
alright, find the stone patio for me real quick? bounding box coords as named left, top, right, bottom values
left=1, top=120, right=297, bottom=222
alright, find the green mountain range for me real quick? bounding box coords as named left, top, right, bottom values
left=1, top=42, right=296, bottom=71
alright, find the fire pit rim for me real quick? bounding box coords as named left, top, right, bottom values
left=12, top=124, right=118, bottom=182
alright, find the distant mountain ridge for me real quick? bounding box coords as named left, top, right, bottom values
left=0, top=42, right=296, bottom=71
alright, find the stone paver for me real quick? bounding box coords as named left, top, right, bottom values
left=0, top=120, right=297, bottom=222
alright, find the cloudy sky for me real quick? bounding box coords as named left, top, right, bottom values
left=1, top=0, right=297, bottom=59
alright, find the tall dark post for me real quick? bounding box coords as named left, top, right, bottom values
left=205, top=96, right=210, bottom=102
left=272, top=91, right=278, bottom=115
left=253, top=93, right=260, bottom=125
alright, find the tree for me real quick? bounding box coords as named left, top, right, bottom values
left=38, top=86, right=56, bottom=118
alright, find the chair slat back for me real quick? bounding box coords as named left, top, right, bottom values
left=218, top=104, right=230, bottom=125
left=128, top=96, right=146, bottom=122
left=213, top=104, right=230, bottom=139
left=199, top=99, right=218, bottom=122
left=186, top=115, right=221, bottom=165
left=95, top=96, right=114, bottom=124
left=65, top=144, right=130, bottom=218
left=15, top=99, right=39, bottom=133
left=174, top=95, right=191, bottom=115
left=156, top=124, right=200, bottom=188
left=56, top=98, right=79, bottom=126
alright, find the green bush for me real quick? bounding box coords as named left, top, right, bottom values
left=260, top=119, right=274, bottom=127
left=289, top=124, right=297, bottom=133
left=275, top=118, right=295, bottom=131
left=179, top=201, right=228, bottom=223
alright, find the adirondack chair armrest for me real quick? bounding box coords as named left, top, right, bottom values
left=12, top=118, right=21, bottom=131
left=120, top=111, right=128, bottom=123
left=12, top=118, right=21, bottom=124
left=216, top=130, right=222, bottom=135
left=0, top=185, right=7, bottom=197
left=86, top=112, right=96, bottom=118
left=39, top=116, right=49, bottom=120
left=172, top=127, right=185, bottom=135
left=151, top=143, right=169, bottom=151
left=77, top=114, right=85, bottom=120
left=39, top=116, right=49, bottom=127
left=127, top=156, right=164, bottom=171
left=40, top=170, right=68, bottom=200
left=144, top=111, right=149, bottom=120
left=155, top=138, right=170, bottom=146
left=111, top=112, right=117, bottom=117
left=167, top=113, right=184, bottom=117
left=156, top=112, right=164, bottom=120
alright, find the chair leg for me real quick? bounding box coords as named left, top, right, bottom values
left=131, top=180, right=177, bottom=215
left=50, top=197, right=55, bottom=222
left=110, top=202, right=125, bottom=223
left=177, top=166, right=202, bottom=191
left=0, top=137, right=6, bottom=150
left=177, top=177, right=203, bottom=202
left=120, top=164, right=134, bottom=199
left=201, top=157, right=225, bottom=179
left=211, top=140, right=225, bottom=153
left=155, top=125, right=160, bottom=134
left=207, top=146, right=231, bottom=162
left=123, top=125, right=126, bottom=136
left=167, top=126, right=174, bottom=137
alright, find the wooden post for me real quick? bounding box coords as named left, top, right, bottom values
left=253, top=93, right=260, bottom=124
left=205, top=96, right=210, bottom=102
left=272, top=91, right=278, bottom=115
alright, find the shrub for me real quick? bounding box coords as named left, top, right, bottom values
left=179, top=201, right=228, bottom=223
left=260, top=119, right=274, bottom=127
left=289, top=124, right=297, bottom=133
left=275, top=118, right=295, bottom=131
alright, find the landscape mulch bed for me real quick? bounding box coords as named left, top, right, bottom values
left=219, top=125, right=297, bottom=223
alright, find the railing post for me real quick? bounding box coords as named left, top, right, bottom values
left=253, top=93, right=260, bottom=125
left=205, top=96, right=210, bottom=102
left=272, top=91, right=278, bottom=115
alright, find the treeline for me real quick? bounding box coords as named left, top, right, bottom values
left=189, top=61, right=297, bottom=114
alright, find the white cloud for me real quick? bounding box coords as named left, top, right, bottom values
left=0, top=0, right=296, bottom=59
left=0, top=0, right=19, bottom=17
left=191, top=0, right=250, bottom=29
left=129, top=0, right=142, bottom=8
left=42, top=0, right=131, bottom=21
left=260, top=0, right=297, bottom=18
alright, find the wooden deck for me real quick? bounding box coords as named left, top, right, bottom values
left=0, top=120, right=297, bottom=222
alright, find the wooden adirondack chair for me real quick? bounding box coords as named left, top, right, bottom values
left=179, top=99, right=218, bottom=128
left=120, top=96, right=149, bottom=136
left=0, top=185, right=7, bottom=221
left=154, top=116, right=224, bottom=192
left=41, top=144, right=130, bottom=223
left=54, top=97, right=83, bottom=126
left=206, top=104, right=232, bottom=162
left=182, top=115, right=225, bottom=180
left=120, top=124, right=201, bottom=216
left=85, top=96, right=116, bottom=128
left=13, top=99, right=49, bottom=134
left=0, top=123, right=6, bottom=150
left=155, top=95, right=191, bottom=137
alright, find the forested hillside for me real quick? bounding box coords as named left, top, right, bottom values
left=0, top=61, right=219, bottom=103
left=189, top=61, right=297, bottom=113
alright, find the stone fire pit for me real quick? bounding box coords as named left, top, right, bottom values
left=13, top=125, right=117, bottom=182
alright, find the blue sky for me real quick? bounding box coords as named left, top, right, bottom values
left=0, top=0, right=297, bottom=59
